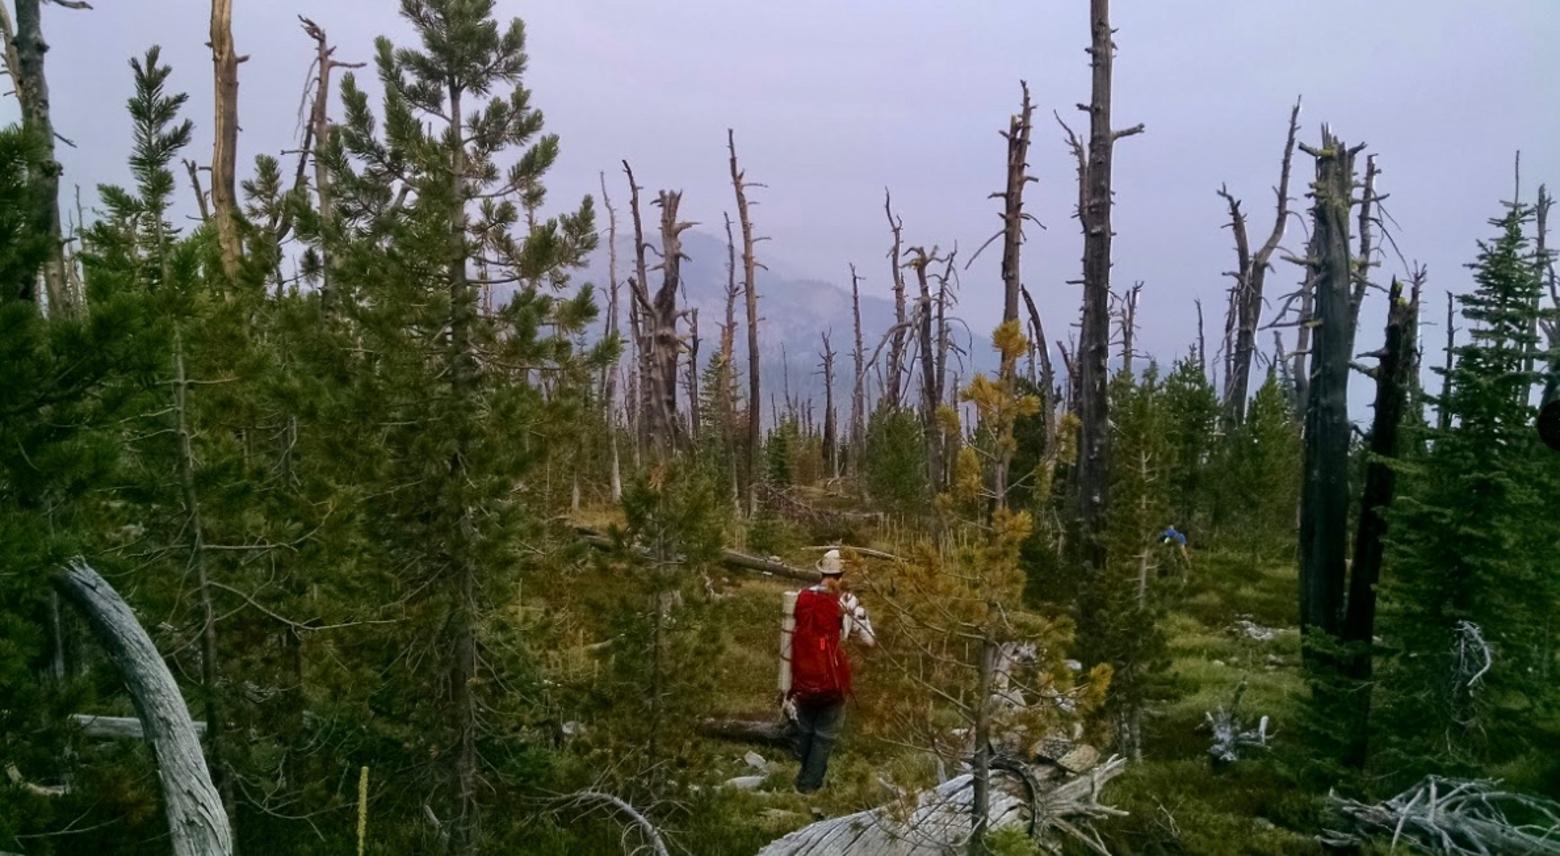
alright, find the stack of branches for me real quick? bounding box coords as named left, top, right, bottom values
left=1320, top=776, right=1560, bottom=855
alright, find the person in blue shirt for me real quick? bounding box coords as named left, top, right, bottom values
left=1158, top=525, right=1191, bottom=575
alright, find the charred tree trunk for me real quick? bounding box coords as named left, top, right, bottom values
left=728, top=131, right=764, bottom=515
left=1297, top=128, right=1361, bottom=661
left=1290, top=235, right=1318, bottom=415
left=209, top=0, right=242, bottom=282
left=820, top=332, right=838, bottom=478
left=686, top=307, right=701, bottom=443
left=885, top=191, right=909, bottom=410
left=1073, top=0, right=1143, bottom=572
left=1346, top=154, right=1380, bottom=356
left=1118, top=281, right=1142, bottom=375
left=52, top=559, right=233, bottom=856
left=1342, top=273, right=1420, bottom=769
left=1220, top=99, right=1301, bottom=424
left=1439, top=290, right=1457, bottom=431
left=849, top=264, right=866, bottom=474
left=11, top=0, right=73, bottom=312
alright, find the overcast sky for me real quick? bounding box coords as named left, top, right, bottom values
left=8, top=0, right=1559, bottom=379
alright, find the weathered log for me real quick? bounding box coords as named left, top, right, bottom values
left=71, top=713, right=208, bottom=740
left=758, top=754, right=1126, bottom=855
left=697, top=717, right=793, bottom=748
left=577, top=526, right=820, bottom=584
left=51, top=558, right=232, bottom=856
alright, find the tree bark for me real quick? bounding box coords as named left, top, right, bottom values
left=623, top=161, right=654, bottom=456
left=1220, top=99, right=1301, bottom=424
left=1074, top=0, right=1142, bottom=573
left=1346, top=154, right=1380, bottom=354
left=53, top=558, right=233, bottom=856
left=630, top=190, right=692, bottom=455
left=1439, top=290, right=1456, bottom=431
left=820, top=332, right=838, bottom=478
left=11, top=0, right=73, bottom=312
left=1342, top=273, right=1419, bottom=769
left=1297, top=128, right=1361, bottom=656
left=728, top=132, right=764, bottom=514
left=909, top=247, right=944, bottom=491
left=209, top=0, right=242, bottom=282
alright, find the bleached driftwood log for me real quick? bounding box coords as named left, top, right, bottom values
left=1320, top=776, right=1560, bottom=855
left=757, top=754, right=1126, bottom=855
left=52, top=558, right=232, bottom=856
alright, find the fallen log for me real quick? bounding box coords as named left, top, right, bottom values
left=576, top=525, right=820, bottom=584
left=698, top=716, right=793, bottom=749
left=758, top=754, right=1127, bottom=855
left=71, top=713, right=208, bottom=740
left=52, top=558, right=233, bottom=856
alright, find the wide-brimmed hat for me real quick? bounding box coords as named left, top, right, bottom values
left=816, top=549, right=844, bottom=576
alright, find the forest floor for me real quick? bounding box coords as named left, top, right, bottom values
left=552, top=512, right=1331, bottom=854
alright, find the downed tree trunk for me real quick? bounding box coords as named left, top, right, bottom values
left=697, top=716, right=792, bottom=748
left=576, top=526, right=820, bottom=584
left=72, top=713, right=208, bottom=740
left=758, top=754, right=1126, bottom=855
left=51, top=558, right=232, bottom=856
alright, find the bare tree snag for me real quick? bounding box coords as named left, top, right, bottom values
left=209, top=0, right=243, bottom=282
left=1439, top=290, right=1457, bottom=431
left=12, top=0, right=75, bottom=311
left=1345, top=153, right=1381, bottom=358
left=820, top=331, right=838, bottom=478
left=1218, top=98, right=1301, bottom=424
left=299, top=17, right=361, bottom=309
left=1072, top=0, right=1143, bottom=573
left=629, top=190, right=693, bottom=455
left=1342, top=272, right=1420, bottom=769
left=885, top=190, right=909, bottom=409
left=1195, top=298, right=1208, bottom=380
left=183, top=159, right=211, bottom=222
left=1289, top=230, right=1319, bottom=414
left=600, top=172, right=624, bottom=501
left=849, top=264, right=867, bottom=473
left=720, top=211, right=740, bottom=431
left=1117, top=281, right=1142, bottom=375
left=52, top=558, right=233, bottom=856
left=623, top=161, right=654, bottom=454
left=728, top=130, right=764, bottom=514
left=909, top=246, right=945, bottom=490
left=1297, top=127, right=1363, bottom=659
left=999, top=81, right=1037, bottom=326
left=686, top=306, right=701, bottom=442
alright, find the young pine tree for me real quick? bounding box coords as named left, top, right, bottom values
left=1376, top=203, right=1559, bottom=785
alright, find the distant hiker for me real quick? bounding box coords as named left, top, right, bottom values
left=784, top=549, right=874, bottom=793
left=1158, top=525, right=1192, bottom=576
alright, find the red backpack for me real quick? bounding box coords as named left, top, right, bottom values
left=790, top=587, right=851, bottom=702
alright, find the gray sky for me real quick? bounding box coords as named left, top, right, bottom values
left=10, top=0, right=1560, bottom=379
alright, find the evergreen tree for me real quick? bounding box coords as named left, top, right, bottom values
left=1377, top=203, right=1559, bottom=786
left=1213, top=369, right=1301, bottom=558
left=1160, top=351, right=1219, bottom=532
left=323, top=1, right=600, bottom=846
left=864, top=405, right=928, bottom=515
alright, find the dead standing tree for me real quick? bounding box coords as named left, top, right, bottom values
left=1061, top=0, right=1144, bottom=572
left=628, top=189, right=694, bottom=456
left=819, top=331, right=838, bottom=478
left=600, top=172, right=624, bottom=500
left=1216, top=98, right=1301, bottom=424
left=9, top=0, right=83, bottom=312
left=908, top=245, right=948, bottom=490
left=849, top=263, right=867, bottom=473
left=299, top=17, right=363, bottom=311
left=1342, top=271, right=1421, bottom=769
left=209, top=0, right=244, bottom=282
left=728, top=130, right=767, bottom=515
left=885, top=190, right=910, bottom=409
left=623, top=161, right=654, bottom=454
left=1296, top=128, right=1364, bottom=669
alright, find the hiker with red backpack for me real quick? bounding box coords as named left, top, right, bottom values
left=783, top=549, right=875, bottom=793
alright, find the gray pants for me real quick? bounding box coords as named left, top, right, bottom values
left=791, top=696, right=845, bottom=792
